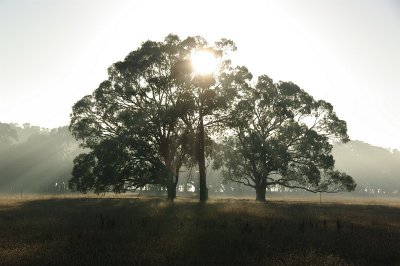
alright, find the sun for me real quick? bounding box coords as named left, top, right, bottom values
left=191, top=50, right=219, bottom=75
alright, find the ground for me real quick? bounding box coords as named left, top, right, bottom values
left=0, top=194, right=399, bottom=265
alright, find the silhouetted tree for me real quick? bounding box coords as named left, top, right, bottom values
left=69, top=34, right=248, bottom=200
left=173, top=39, right=251, bottom=201
left=216, top=75, right=356, bottom=201
left=70, top=35, right=192, bottom=198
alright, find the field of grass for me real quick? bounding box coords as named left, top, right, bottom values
left=0, top=194, right=399, bottom=265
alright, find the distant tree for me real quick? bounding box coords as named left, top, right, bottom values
left=333, top=140, right=400, bottom=194
left=0, top=126, right=80, bottom=193
left=216, top=75, right=356, bottom=201
left=0, top=122, right=18, bottom=146
left=69, top=34, right=248, bottom=200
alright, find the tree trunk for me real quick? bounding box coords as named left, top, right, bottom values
left=164, top=154, right=176, bottom=201
left=255, top=184, right=267, bottom=202
left=198, top=110, right=208, bottom=202
left=167, top=180, right=176, bottom=201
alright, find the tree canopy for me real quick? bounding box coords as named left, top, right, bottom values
left=215, top=75, right=356, bottom=201
left=69, top=34, right=355, bottom=202
left=69, top=34, right=249, bottom=199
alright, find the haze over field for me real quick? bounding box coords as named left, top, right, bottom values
left=1, top=0, right=400, bottom=150
left=0, top=124, right=399, bottom=195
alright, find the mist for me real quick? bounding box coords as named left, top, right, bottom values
left=0, top=122, right=398, bottom=197
left=0, top=123, right=81, bottom=193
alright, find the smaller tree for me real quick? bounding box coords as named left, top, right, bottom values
left=217, top=75, right=356, bottom=201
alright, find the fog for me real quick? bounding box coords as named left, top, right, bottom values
left=0, top=122, right=398, bottom=196
left=0, top=123, right=81, bottom=193
left=333, top=140, right=400, bottom=194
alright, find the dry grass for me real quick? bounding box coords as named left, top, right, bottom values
left=0, top=194, right=399, bottom=265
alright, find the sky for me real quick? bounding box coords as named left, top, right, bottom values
left=1, top=0, right=399, bottom=150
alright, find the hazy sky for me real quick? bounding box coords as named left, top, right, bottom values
left=1, top=0, right=399, bottom=150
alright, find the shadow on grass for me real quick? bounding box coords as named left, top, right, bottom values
left=0, top=196, right=399, bottom=265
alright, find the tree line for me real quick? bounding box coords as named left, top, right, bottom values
left=1, top=124, right=398, bottom=196
left=333, top=141, right=400, bottom=194
left=0, top=123, right=80, bottom=193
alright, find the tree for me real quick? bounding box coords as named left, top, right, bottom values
left=173, top=40, right=252, bottom=201
left=69, top=34, right=248, bottom=200
left=217, top=75, right=356, bottom=201
left=70, top=35, right=192, bottom=199
left=0, top=122, right=18, bottom=146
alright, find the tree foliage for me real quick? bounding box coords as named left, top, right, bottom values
left=216, top=75, right=356, bottom=201
left=69, top=34, right=248, bottom=198
left=69, top=34, right=355, bottom=201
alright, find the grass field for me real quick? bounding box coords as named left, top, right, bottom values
left=0, top=194, right=399, bottom=265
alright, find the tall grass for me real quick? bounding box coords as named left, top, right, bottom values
left=0, top=195, right=399, bottom=265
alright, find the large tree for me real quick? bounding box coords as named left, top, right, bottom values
left=70, top=35, right=192, bottom=199
left=173, top=40, right=251, bottom=201
left=217, top=75, right=356, bottom=201
left=69, top=34, right=248, bottom=200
